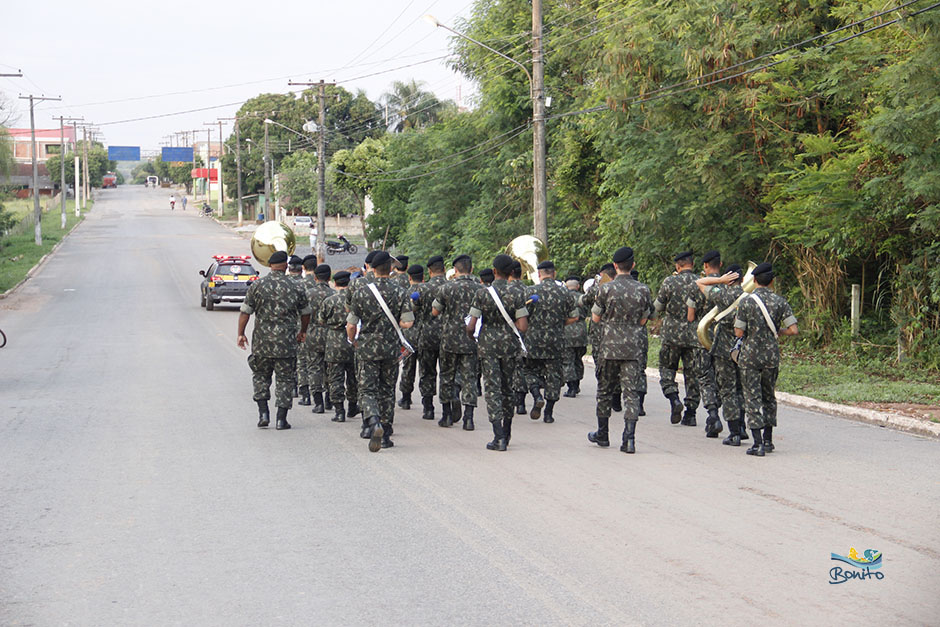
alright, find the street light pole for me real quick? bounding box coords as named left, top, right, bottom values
left=54, top=115, right=82, bottom=229
left=19, top=94, right=62, bottom=245
left=263, top=119, right=271, bottom=221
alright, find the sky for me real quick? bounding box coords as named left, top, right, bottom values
left=1, top=0, right=478, bottom=151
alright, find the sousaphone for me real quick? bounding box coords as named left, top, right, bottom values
left=506, top=235, right=549, bottom=283
left=697, top=261, right=758, bottom=350
left=250, top=221, right=296, bottom=267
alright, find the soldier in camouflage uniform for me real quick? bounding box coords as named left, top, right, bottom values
left=696, top=263, right=748, bottom=445
left=347, top=250, right=378, bottom=412
left=734, top=262, right=798, bottom=456
left=562, top=275, right=588, bottom=398
left=432, top=254, right=481, bottom=430
left=685, top=250, right=723, bottom=436
left=237, top=250, right=311, bottom=430
left=416, top=256, right=446, bottom=421
left=508, top=261, right=531, bottom=415
left=391, top=255, right=411, bottom=290
left=397, top=264, right=425, bottom=410
left=588, top=247, right=653, bottom=453
left=288, top=256, right=305, bottom=400
left=581, top=264, right=622, bottom=413
left=479, top=268, right=494, bottom=286
left=319, top=270, right=358, bottom=422
left=653, top=251, right=705, bottom=426
left=301, top=260, right=335, bottom=414
left=629, top=268, right=649, bottom=416
left=467, top=254, right=529, bottom=451
left=523, top=261, right=579, bottom=423
left=346, top=251, right=415, bottom=452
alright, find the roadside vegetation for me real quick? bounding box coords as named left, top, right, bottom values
left=0, top=201, right=86, bottom=292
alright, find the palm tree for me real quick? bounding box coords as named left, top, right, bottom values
left=382, top=79, right=452, bottom=132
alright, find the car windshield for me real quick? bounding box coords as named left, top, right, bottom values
left=218, top=263, right=258, bottom=276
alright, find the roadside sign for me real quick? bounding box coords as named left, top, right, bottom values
left=161, top=147, right=194, bottom=162
left=108, top=146, right=141, bottom=161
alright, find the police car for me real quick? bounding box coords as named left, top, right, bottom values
left=199, top=255, right=259, bottom=310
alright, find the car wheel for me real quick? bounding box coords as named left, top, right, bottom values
left=200, top=290, right=206, bottom=308
left=206, top=294, right=215, bottom=311
left=348, top=244, right=358, bottom=254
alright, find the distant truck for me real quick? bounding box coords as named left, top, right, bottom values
left=146, top=175, right=158, bottom=188
left=102, top=172, right=118, bottom=188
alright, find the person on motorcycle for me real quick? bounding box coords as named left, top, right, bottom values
left=169, top=194, right=176, bottom=210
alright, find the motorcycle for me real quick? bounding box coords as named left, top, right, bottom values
left=325, top=235, right=358, bottom=255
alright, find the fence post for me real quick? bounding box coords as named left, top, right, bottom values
left=851, top=283, right=861, bottom=336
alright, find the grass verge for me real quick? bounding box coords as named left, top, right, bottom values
left=0, top=206, right=87, bottom=293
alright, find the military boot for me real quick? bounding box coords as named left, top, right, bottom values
left=381, top=424, right=394, bottom=449
left=332, top=403, right=346, bottom=423
left=543, top=399, right=556, bottom=423
left=397, top=394, right=411, bottom=410
left=311, top=392, right=325, bottom=414
left=763, top=426, right=774, bottom=453
left=359, top=417, right=371, bottom=439
left=275, top=407, right=291, bottom=430
left=739, top=408, right=749, bottom=440
left=485, top=420, right=507, bottom=451
left=504, top=417, right=513, bottom=444
left=438, top=401, right=452, bottom=427
left=722, top=419, right=742, bottom=446
left=256, top=400, right=270, bottom=428
left=529, top=388, right=545, bottom=420
left=515, top=392, right=527, bottom=416
left=367, top=417, right=384, bottom=452
left=704, top=407, right=723, bottom=437
left=621, top=419, right=637, bottom=454
left=292, top=383, right=298, bottom=398
left=462, top=405, right=475, bottom=431
left=348, top=401, right=361, bottom=419
left=666, top=393, right=683, bottom=424
left=563, top=382, right=577, bottom=398
left=324, top=390, right=333, bottom=411
left=745, top=428, right=765, bottom=457
left=638, top=392, right=646, bottom=416
left=421, top=396, right=435, bottom=420
left=681, top=406, right=697, bottom=427
left=298, top=385, right=311, bottom=406
left=572, top=381, right=580, bottom=395
left=588, top=415, right=610, bottom=447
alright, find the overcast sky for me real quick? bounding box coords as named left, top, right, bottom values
left=1, top=0, right=477, bottom=151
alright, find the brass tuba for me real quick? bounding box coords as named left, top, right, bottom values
left=250, top=221, right=296, bottom=267
left=696, top=261, right=758, bottom=350
left=506, top=235, right=549, bottom=283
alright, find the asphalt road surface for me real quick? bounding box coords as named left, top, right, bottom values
left=1, top=186, right=938, bottom=625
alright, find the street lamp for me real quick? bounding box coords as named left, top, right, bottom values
left=425, top=14, right=547, bottom=244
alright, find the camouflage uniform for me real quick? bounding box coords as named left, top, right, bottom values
left=398, top=282, right=422, bottom=402
left=392, top=272, right=411, bottom=290
left=417, top=275, right=446, bottom=401
left=319, top=290, right=357, bottom=406
left=432, top=276, right=481, bottom=408
left=302, top=278, right=335, bottom=396
left=685, top=274, right=720, bottom=411
left=524, top=280, right=579, bottom=405
left=654, top=269, right=705, bottom=410
left=347, top=277, right=415, bottom=426
left=291, top=274, right=308, bottom=392
left=469, top=279, right=528, bottom=423
left=508, top=278, right=530, bottom=404
left=591, top=274, right=653, bottom=441
left=241, top=271, right=311, bottom=408
left=733, top=287, right=796, bottom=430
left=704, top=282, right=744, bottom=423
left=563, top=296, right=588, bottom=391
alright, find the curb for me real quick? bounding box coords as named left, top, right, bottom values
left=0, top=216, right=85, bottom=300
left=580, top=356, right=939, bottom=440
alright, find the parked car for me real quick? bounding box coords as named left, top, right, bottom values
left=199, top=255, right=259, bottom=310
left=293, top=216, right=313, bottom=228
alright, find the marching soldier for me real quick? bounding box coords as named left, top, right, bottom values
left=523, top=261, right=579, bottom=423
left=582, top=264, right=621, bottom=413
left=508, top=261, right=530, bottom=415
left=653, top=251, right=705, bottom=426
left=588, top=247, right=653, bottom=453
left=630, top=268, right=649, bottom=416
left=685, top=250, right=723, bottom=436
left=733, top=262, right=798, bottom=456
left=302, top=261, right=335, bottom=414
left=479, top=268, right=494, bottom=286
left=696, top=264, right=747, bottom=445
left=562, top=275, right=588, bottom=397
left=432, top=254, right=481, bottom=430
left=289, top=255, right=305, bottom=399
left=319, top=271, right=358, bottom=422
left=392, top=255, right=411, bottom=289
left=467, top=254, right=529, bottom=451
left=237, top=250, right=311, bottom=430
left=397, top=264, right=425, bottom=410
left=346, top=251, right=415, bottom=451
left=416, top=256, right=447, bottom=421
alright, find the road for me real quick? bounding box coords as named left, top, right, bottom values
left=1, top=185, right=937, bottom=625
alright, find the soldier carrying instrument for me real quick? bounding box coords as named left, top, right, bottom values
left=685, top=250, right=724, bottom=437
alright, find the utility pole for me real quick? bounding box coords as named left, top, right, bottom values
left=203, top=124, right=214, bottom=206
left=289, top=79, right=336, bottom=261
left=263, top=120, right=270, bottom=221
left=54, top=116, right=82, bottom=229
left=220, top=117, right=244, bottom=226
left=73, top=152, right=80, bottom=217
left=82, top=127, right=89, bottom=209
left=217, top=120, right=226, bottom=215
left=531, top=0, right=547, bottom=244
left=19, top=94, right=62, bottom=245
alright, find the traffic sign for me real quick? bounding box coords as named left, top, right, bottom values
left=161, top=147, right=194, bottom=162
left=108, top=146, right=141, bottom=161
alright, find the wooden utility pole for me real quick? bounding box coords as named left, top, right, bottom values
left=531, top=0, right=547, bottom=244
left=19, top=94, right=62, bottom=245
left=288, top=79, right=335, bottom=261
left=53, top=116, right=83, bottom=228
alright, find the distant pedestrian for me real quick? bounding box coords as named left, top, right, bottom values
left=181, top=196, right=187, bottom=211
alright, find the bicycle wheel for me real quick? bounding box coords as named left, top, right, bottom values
left=0, top=328, right=6, bottom=348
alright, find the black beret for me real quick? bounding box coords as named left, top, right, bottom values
left=492, top=254, right=514, bottom=273
left=288, top=255, right=304, bottom=266
left=407, top=264, right=424, bottom=277
left=630, top=269, right=639, bottom=280
left=371, top=250, right=392, bottom=266
left=753, top=262, right=774, bottom=282
left=702, top=250, right=720, bottom=265
left=396, top=255, right=409, bottom=264
left=427, top=255, right=444, bottom=266
left=332, top=270, right=351, bottom=286
left=612, top=247, right=634, bottom=264
left=453, top=254, right=471, bottom=265
left=302, top=255, right=318, bottom=270
left=536, top=260, right=555, bottom=271
left=511, top=260, right=522, bottom=271
left=479, top=268, right=494, bottom=281
left=269, top=251, right=289, bottom=265
left=674, top=250, right=694, bottom=262
left=725, top=263, right=743, bottom=276
left=565, top=275, right=581, bottom=283
left=364, top=250, right=378, bottom=264
left=314, top=264, right=331, bottom=279
left=600, top=263, right=615, bottom=273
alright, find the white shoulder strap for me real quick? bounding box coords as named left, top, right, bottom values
left=487, top=285, right=527, bottom=355
left=749, top=292, right=778, bottom=337
left=367, top=282, right=414, bottom=353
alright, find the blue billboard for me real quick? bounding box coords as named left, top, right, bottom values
left=161, top=147, right=194, bottom=162
left=107, top=145, right=141, bottom=161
